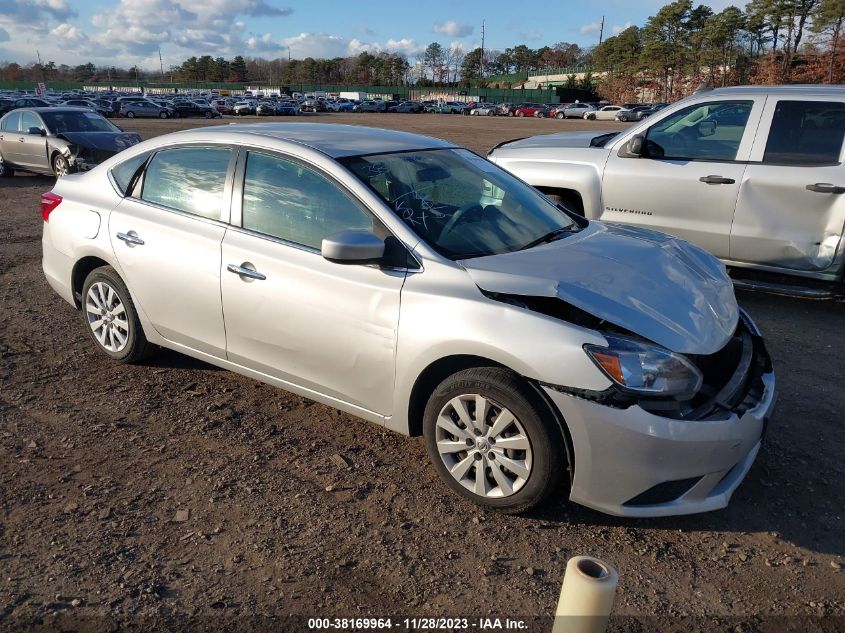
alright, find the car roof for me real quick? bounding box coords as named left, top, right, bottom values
left=171, top=123, right=457, bottom=158
left=8, top=107, right=96, bottom=114
left=706, top=84, right=845, bottom=97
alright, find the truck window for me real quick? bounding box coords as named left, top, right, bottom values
left=763, top=101, right=845, bottom=165
left=645, top=100, right=752, bottom=161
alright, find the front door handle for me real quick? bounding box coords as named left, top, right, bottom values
left=806, top=183, right=845, bottom=194
left=116, top=231, right=145, bottom=246
left=227, top=263, right=266, bottom=281
left=699, top=175, right=735, bottom=185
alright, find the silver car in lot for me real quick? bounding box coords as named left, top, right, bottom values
left=41, top=123, right=776, bottom=516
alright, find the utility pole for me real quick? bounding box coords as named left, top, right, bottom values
left=598, top=16, right=605, bottom=45
left=158, top=48, right=164, bottom=81
left=480, top=19, right=485, bottom=78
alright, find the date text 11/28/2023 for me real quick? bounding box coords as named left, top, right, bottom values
left=307, top=617, right=529, bottom=630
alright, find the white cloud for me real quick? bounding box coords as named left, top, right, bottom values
left=433, top=21, right=473, bottom=38
left=612, top=22, right=633, bottom=35
left=579, top=21, right=602, bottom=35
left=49, top=22, right=88, bottom=45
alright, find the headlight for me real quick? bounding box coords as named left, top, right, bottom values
left=584, top=334, right=702, bottom=400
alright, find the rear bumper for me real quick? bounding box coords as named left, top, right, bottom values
left=544, top=368, right=776, bottom=518
left=42, top=230, right=76, bottom=307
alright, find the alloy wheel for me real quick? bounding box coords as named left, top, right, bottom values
left=435, top=394, right=533, bottom=498
left=53, top=156, right=69, bottom=178
left=85, top=281, right=130, bottom=353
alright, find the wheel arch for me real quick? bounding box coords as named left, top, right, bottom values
left=71, top=255, right=112, bottom=308
left=535, top=186, right=585, bottom=216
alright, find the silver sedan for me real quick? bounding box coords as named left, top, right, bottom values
left=41, top=123, right=776, bottom=515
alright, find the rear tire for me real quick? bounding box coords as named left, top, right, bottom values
left=126, top=111, right=135, bottom=118
left=423, top=367, right=566, bottom=513
left=159, top=111, right=168, bottom=119
left=81, top=266, right=155, bottom=363
left=556, top=112, right=565, bottom=119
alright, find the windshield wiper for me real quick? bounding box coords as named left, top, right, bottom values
left=519, top=226, right=575, bottom=251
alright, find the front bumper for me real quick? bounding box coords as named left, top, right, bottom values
left=544, top=364, right=776, bottom=518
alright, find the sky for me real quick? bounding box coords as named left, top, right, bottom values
left=0, top=0, right=739, bottom=71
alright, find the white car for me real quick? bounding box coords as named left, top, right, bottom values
left=40, top=123, right=775, bottom=516
left=470, top=105, right=498, bottom=116
left=585, top=105, right=630, bottom=120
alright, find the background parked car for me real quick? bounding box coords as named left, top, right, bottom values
left=470, top=104, right=499, bottom=116
left=358, top=100, right=386, bottom=112
left=121, top=101, right=172, bottom=119
left=170, top=101, right=220, bottom=119
left=513, top=104, right=547, bottom=118
left=275, top=101, right=298, bottom=116
left=394, top=101, right=423, bottom=113
left=586, top=105, right=630, bottom=120
left=0, top=107, right=140, bottom=177
left=616, top=106, right=654, bottom=122
left=233, top=101, right=255, bottom=116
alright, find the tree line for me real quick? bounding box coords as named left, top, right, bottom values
left=592, top=0, right=845, bottom=102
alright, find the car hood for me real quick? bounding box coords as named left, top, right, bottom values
left=498, top=130, right=618, bottom=150
left=55, top=131, right=142, bottom=152
left=459, top=222, right=738, bottom=355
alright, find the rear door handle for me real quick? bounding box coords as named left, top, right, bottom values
left=116, top=231, right=144, bottom=246
left=699, top=175, right=735, bottom=185
left=806, top=183, right=845, bottom=194
left=227, top=263, right=266, bottom=281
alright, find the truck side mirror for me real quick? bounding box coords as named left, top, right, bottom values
left=629, top=134, right=645, bottom=156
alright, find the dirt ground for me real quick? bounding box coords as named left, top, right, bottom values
left=1, top=113, right=843, bottom=632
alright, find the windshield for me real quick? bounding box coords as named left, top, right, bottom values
left=41, top=110, right=120, bottom=134
left=342, top=148, right=576, bottom=259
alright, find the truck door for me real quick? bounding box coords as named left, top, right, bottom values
left=731, top=97, right=845, bottom=275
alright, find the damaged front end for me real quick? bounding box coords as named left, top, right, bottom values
left=486, top=289, right=771, bottom=421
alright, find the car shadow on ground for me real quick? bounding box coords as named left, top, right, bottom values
left=143, top=347, right=222, bottom=372
left=1, top=174, right=56, bottom=189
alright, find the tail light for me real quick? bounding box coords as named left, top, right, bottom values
left=41, top=192, right=63, bottom=222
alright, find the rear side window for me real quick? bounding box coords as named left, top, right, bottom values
left=1, top=112, right=20, bottom=131
left=140, top=146, right=231, bottom=220
left=763, top=101, right=845, bottom=165
left=111, top=152, right=150, bottom=195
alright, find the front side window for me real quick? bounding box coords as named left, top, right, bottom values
left=141, top=146, right=231, bottom=219
left=763, top=100, right=845, bottom=165
left=343, top=149, right=576, bottom=260
left=241, top=152, right=373, bottom=249
left=20, top=111, right=42, bottom=132
left=646, top=100, right=753, bottom=161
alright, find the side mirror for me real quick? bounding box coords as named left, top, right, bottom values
left=29, top=127, right=45, bottom=136
left=321, top=230, right=385, bottom=264
left=628, top=134, right=645, bottom=156
left=698, top=120, right=717, bottom=137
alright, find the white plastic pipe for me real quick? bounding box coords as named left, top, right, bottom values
left=552, top=556, right=619, bottom=633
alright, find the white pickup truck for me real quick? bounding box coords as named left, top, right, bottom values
left=488, top=85, right=845, bottom=296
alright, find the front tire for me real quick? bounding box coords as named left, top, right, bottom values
left=126, top=111, right=135, bottom=118
left=423, top=367, right=566, bottom=513
left=53, top=154, right=70, bottom=178
left=81, top=266, right=154, bottom=363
